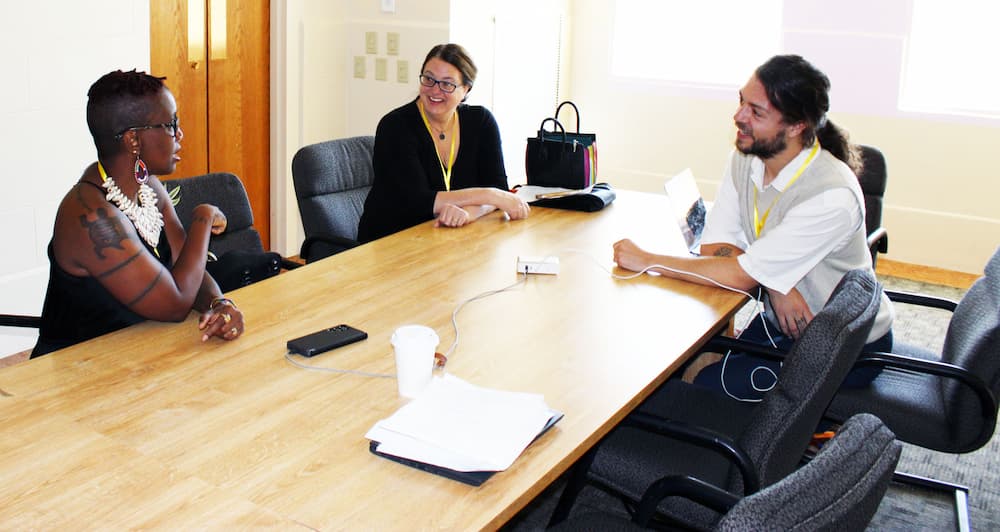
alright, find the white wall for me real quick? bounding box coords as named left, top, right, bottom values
left=566, top=0, right=1000, bottom=274
left=271, top=0, right=450, bottom=256
left=0, top=1, right=150, bottom=354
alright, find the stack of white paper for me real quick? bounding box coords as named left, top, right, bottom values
left=365, top=374, right=557, bottom=472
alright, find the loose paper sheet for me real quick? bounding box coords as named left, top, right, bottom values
left=365, top=374, right=555, bottom=472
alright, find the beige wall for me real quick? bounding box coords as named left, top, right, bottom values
left=271, top=0, right=449, bottom=257
left=566, top=0, right=1000, bottom=274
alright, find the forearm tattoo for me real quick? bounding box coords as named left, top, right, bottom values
left=713, top=246, right=735, bottom=257
left=80, top=208, right=128, bottom=259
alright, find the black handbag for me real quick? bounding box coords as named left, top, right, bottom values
left=525, top=101, right=598, bottom=190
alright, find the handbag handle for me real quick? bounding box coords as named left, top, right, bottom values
left=537, top=117, right=567, bottom=143
left=555, top=101, right=580, bottom=133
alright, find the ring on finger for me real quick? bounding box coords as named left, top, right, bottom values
left=222, top=313, right=232, bottom=324
left=230, top=327, right=238, bottom=335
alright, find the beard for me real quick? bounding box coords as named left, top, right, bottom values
left=736, top=125, right=788, bottom=159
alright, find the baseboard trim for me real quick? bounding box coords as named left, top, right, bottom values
left=876, top=258, right=980, bottom=289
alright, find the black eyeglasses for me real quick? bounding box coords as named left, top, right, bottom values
left=418, top=74, right=461, bottom=93
left=115, top=116, right=180, bottom=140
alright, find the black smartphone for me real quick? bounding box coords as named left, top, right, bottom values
left=287, top=324, right=368, bottom=357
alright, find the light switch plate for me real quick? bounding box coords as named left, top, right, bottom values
left=396, top=59, right=409, bottom=83
left=375, top=58, right=387, bottom=81
left=365, top=31, right=377, bottom=54
left=381, top=0, right=395, bottom=13
left=353, top=56, right=366, bottom=79
left=386, top=32, right=400, bottom=55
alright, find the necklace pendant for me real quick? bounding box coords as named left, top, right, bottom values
left=439, top=133, right=446, bottom=140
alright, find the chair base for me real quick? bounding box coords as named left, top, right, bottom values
left=892, top=470, right=970, bottom=532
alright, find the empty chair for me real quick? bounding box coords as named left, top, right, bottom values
left=549, top=413, right=901, bottom=532
left=824, top=245, right=1000, bottom=530
left=855, top=144, right=889, bottom=267
left=165, top=172, right=296, bottom=292
left=550, top=269, right=883, bottom=530
left=291, top=136, right=375, bottom=262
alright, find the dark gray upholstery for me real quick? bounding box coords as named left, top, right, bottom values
left=716, top=413, right=899, bottom=532
left=164, top=172, right=296, bottom=292
left=855, top=144, right=889, bottom=267
left=827, top=246, right=1000, bottom=454
left=550, top=414, right=900, bottom=532
left=291, top=136, right=375, bottom=261
left=165, top=172, right=264, bottom=256
left=554, top=269, right=882, bottom=529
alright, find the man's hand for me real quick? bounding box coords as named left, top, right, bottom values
left=767, top=287, right=813, bottom=340
left=612, top=238, right=653, bottom=273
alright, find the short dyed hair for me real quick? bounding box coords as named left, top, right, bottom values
left=86, top=69, right=168, bottom=158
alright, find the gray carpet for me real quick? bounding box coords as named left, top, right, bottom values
left=503, top=275, right=1000, bottom=531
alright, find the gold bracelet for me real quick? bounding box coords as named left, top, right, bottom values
left=210, top=297, right=237, bottom=310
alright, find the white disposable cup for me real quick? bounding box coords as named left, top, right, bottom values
left=391, top=325, right=439, bottom=398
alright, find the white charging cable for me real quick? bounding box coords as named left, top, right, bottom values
left=562, top=248, right=780, bottom=402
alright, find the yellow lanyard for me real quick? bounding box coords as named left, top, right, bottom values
left=753, top=140, right=820, bottom=237
left=417, top=100, right=457, bottom=191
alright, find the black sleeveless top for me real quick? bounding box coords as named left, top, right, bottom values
left=31, top=185, right=173, bottom=358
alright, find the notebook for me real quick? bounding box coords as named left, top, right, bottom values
left=369, top=410, right=564, bottom=486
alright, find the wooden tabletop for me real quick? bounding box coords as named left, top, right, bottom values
left=0, top=190, right=744, bottom=530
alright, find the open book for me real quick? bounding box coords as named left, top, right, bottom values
left=365, top=374, right=563, bottom=486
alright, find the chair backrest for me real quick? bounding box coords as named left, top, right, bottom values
left=291, top=136, right=375, bottom=243
left=855, top=145, right=887, bottom=242
left=942, top=246, right=1000, bottom=445
left=717, top=413, right=900, bottom=532
left=737, top=269, right=882, bottom=490
left=164, top=172, right=264, bottom=256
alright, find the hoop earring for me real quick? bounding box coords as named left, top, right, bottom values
left=134, top=154, right=149, bottom=184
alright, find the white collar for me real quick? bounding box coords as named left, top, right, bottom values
left=749, top=145, right=819, bottom=192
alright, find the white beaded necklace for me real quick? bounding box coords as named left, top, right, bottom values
left=98, top=162, right=164, bottom=249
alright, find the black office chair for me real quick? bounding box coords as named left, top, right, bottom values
left=165, top=172, right=299, bottom=292
left=549, top=413, right=901, bottom=532
left=549, top=269, right=883, bottom=530
left=855, top=144, right=889, bottom=268
left=819, top=245, right=1000, bottom=530
left=291, top=136, right=375, bottom=263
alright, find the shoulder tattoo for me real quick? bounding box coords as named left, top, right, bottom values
left=80, top=207, right=129, bottom=259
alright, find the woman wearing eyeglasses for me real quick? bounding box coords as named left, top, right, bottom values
left=31, top=69, right=245, bottom=357
left=357, top=43, right=530, bottom=242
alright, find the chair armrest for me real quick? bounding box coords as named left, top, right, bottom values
left=299, top=234, right=360, bottom=263
left=634, top=475, right=741, bottom=526
left=701, top=334, right=788, bottom=363
left=854, top=351, right=997, bottom=451
left=886, top=290, right=958, bottom=312
left=0, top=314, right=41, bottom=328
left=868, top=227, right=888, bottom=254
left=624, top=411, right=760, bottom=494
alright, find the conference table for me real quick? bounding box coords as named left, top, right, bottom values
left=0, top=190, right=745, bottom=530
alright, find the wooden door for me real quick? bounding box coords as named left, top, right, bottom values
left=150, top=0, right=271, bottom=249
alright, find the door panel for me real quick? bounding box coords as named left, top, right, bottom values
left=150, top=0, right=270, bottom=249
